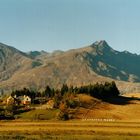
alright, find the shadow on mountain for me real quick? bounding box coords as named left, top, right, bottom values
left=102, top=96, right=140, bottom=105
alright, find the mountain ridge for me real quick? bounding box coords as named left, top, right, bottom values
left=0, top=41, right=140, bottom=93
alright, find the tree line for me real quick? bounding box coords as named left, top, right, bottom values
left=11, top=81, right=120, bottom=101
left=3, top=81, right=120, bottom=120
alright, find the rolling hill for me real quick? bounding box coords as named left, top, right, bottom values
left=0, top=40, right=140, bottom=93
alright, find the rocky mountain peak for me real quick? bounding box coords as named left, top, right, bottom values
left=91, top=40, right=112, bottom=52
left=93, top=40, right=108, bottom=46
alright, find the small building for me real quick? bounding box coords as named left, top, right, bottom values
left=6, top=96, right=15, bottom=105
left=6, top=95, right=31, bottom=105
left=46, top=100, right=55, bottom=109
left=6, top=95, right=20, bottom=105
left=21, top=95, right=31, bottom=105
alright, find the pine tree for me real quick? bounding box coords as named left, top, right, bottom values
left=61, top=84, right=69, bottom=96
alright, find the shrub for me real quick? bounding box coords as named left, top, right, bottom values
left=31, top=61, right=42, bottom=68
left=57, top=111, right=69, bottom=120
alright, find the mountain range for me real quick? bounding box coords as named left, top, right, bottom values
left=0, top=40, right=140, bottom=93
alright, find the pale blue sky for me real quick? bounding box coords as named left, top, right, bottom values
left=0, top=0, right=140, bottom=53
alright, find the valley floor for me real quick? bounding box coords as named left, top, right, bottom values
left=0, top=120, right=140, bottom=140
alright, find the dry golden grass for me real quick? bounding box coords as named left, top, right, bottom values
left=0, top=121, right=139, bottom=140
left=74, top=93, right=140, bottom=122
left=123, top=93, right=140, bottom=98
left=0, top=93, right=140, bottom=139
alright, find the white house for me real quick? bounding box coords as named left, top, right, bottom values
left=21, top=95, right=31, bottom=105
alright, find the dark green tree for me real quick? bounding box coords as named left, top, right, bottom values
left=61, top=84, right=69, bottom=96
left=44, top=85, right=53, bottom=98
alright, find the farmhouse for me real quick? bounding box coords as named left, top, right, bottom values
left=6, top=95, right=31, bottom=105
left=6, top=96, right=15, bottom=105
left=20, top=95, right=31, bottom=105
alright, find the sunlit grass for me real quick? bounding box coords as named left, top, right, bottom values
left=16, top=109, right=59, bottom=120
left=0, top=120, right=139, bottom=139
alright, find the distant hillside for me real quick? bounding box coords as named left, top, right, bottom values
left=0, top=41, right=140, bottom=93
left=0, top=43, right=33, bottom=81
left=85, top=40, right=140, bottom=82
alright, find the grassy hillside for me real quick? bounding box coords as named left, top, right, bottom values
left=17, top=109, right=59, bottom=120
left=14, top=93, right=140, bottom=122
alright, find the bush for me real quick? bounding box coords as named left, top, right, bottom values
left=57, top=111, right=69, bottom=120
left=68, top=100, right=77, bottom=108
left=31, top=61, right=42, bottom=68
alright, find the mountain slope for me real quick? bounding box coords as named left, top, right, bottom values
left=85, top=40, right=140, bottom=82
left=0, top=40, right=140, bottom=93
left=0, top=43, right=34, bottom=82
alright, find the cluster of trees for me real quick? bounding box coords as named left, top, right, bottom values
left=43, top=81, right=120, bottom=99
left=7, top=81, right=120, bottom=120
left=11, top=88, right=36, bottom=98
left=0, top=103, right=30, bottom=120
left=74, top=81, right=120, bottom=99
left=0, top=106, right=15, bottom=120
left=11, top=81, right=120, bottom=101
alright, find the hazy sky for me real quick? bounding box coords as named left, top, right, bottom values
left=0, top=0, right=140, bottom=53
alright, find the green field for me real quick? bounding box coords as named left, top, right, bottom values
left=0, top=120, right=139, bottom=140
left=16, top=109, right=60, bottom=120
